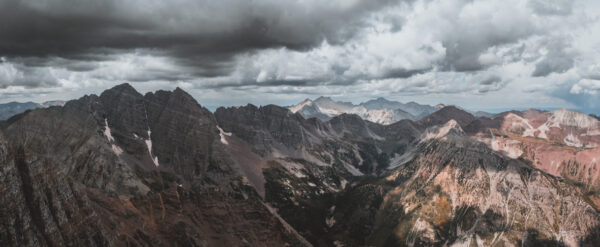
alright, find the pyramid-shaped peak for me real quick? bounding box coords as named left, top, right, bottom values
left=99, top=83, right=143, bottom=101
left=419, top=105, right=475, bottom=128
left=109, top=83, right=138, bottom=94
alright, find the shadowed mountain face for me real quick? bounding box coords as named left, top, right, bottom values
left=0, top=84, right=310, bottom=246
left=1, top=84, right=599, bottom=247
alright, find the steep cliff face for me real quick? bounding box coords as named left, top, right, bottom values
left=0, top=84, right=310, bottom=247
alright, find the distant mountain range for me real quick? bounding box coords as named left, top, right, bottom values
left=289, top=97, right=442, bottom=125
left=1, top=84, right=600, bottom=246
left=0, top=100, right=66, bottom=120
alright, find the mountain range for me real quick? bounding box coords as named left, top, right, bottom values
left=289, top=97, right=441, bottom=125
left=1, top=84, right=599, bottom=246
left=0, top=101, right=66, bottom=120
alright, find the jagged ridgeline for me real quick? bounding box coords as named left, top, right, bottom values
left=1, top=84, right=599, bottom=246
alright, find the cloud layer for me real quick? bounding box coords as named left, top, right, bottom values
left=0, top=0, right=599, bottom=113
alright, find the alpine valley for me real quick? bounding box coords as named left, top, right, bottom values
left=1, top=84, right=600, bottom=247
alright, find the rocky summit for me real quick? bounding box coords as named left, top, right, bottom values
left=1, top=84, right=599, bottom=246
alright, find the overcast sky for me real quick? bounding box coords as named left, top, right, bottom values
left=0, top=0, right=599, bottom=113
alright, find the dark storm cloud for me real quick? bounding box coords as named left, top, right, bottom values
left=532, top=38, right=575, bottom=77
left=421, top=0, right=576, bottom=76
left=1, top=0, right=598, bottom=115
left=0, top=60, right=60, bottom=89
left=380, top=68, right=430, bottom=80
left=0, top=0, right=399, bottom=80
left=532, top=56, right=574, bottom=77
left=476, top=75, right=505, bottom=93
left=9, top=57, right=100, bottom=72
left=207, top=79, right=314, bottom=89
left=440, top=25, right=537, bottom=72
left=479, top=75, right=502, bottom=85
left=552, top=82, right=600, bottom=114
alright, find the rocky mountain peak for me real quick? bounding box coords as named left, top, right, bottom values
left=289, top=98, right=314, bottom=113
left=100, top=83, right=141, bottom=98
left=370, top=97, right=392, bottom=103
left=361, top=97, right=403, bottom=111
left=418, top=105, right=475, bottom=128
left=147, top=87, right=212, bottom=119
left=172, top=87, right=197, bottom=102
left=314, top=96, right=334, bottom=103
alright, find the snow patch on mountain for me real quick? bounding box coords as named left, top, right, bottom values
left=103, top=118, right=123, bottom=156
left=111, top=144, right=123, bottom=155
left=103, top=118, right=115, bottom=142
left=217, top=125, right=232, bottom=145
left=326, top=216, right=336, bottom=228
left=145, top=129, right=159, bottom=167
